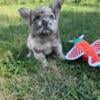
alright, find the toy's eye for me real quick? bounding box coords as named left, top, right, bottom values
left=50, top=15, right=54, bottom=19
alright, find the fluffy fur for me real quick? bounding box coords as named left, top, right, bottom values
left=19, top=0, right=64, bottom=67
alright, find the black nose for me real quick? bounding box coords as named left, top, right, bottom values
left=42, top=20, right=48, bottom=26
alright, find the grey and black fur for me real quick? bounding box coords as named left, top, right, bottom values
left=18, top=0, right=64, bottom=67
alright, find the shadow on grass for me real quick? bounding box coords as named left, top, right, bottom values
left=60, top=10, right=100, bottom=51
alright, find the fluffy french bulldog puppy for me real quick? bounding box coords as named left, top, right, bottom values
left=19, top=0, right=64, bottom=67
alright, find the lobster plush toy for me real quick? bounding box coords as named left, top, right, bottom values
left=65, top=35, right=100, bottom=67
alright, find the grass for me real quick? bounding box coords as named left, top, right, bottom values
left=0, top=2, right=100, bottom=100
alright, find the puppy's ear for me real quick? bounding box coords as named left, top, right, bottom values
left=18, top=8, right=33, bottom=25
left=50, top=0, right=64, bottom=21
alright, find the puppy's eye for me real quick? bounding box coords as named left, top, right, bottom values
left=34, top=15, right=40, bottom=20
left=50, top=15, right=54, bottom=19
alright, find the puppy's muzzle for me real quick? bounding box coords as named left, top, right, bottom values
left=42, top=19, right=48, bottom=27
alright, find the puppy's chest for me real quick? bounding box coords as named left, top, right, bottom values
left=27, top=35, right=56, bottom=51
left=35, top=39, right=52, bottom=50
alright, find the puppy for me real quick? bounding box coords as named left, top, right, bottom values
left=18, top=0, right=64, bottom=67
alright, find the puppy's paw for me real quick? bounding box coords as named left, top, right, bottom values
left=26, top=51, right=32, bottom=58
left=42, top=62, right=48, bottom=68
left=59, top=54, right=66, bottom=60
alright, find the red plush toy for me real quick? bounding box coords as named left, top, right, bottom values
left=65, top=35, right=100, bottom=67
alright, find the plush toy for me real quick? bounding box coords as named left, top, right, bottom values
left=65, top=35, right=100, bottom=67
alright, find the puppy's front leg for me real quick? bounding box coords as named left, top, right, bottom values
left=27, top=50, right=32, bottom=58
left=33, top=51, right=48, bottom=67
left=53, top=43, right=65, bottom=60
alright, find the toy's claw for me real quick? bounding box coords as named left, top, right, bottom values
left=68, top=34, right=85, bottom=44
left=68, top=40, right=74, bottom=43
left=79, top=34, right=84, bottom=39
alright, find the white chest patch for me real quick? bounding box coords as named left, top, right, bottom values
left=27, top=34, right=52, bottom=55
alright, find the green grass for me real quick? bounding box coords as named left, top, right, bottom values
left=0, top=2, right=100, bottom=100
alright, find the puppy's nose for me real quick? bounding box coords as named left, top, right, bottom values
left=42, top=20, right=48, bottom=26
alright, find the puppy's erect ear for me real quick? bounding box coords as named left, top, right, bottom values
left=50, top=0, right=64, bottom=21
left=18, top=8, right=34, bottom=25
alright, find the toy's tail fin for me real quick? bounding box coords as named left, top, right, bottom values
left=88, top=56, right=100, bottom=67
left=91, top=39, right=100, bottom=54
